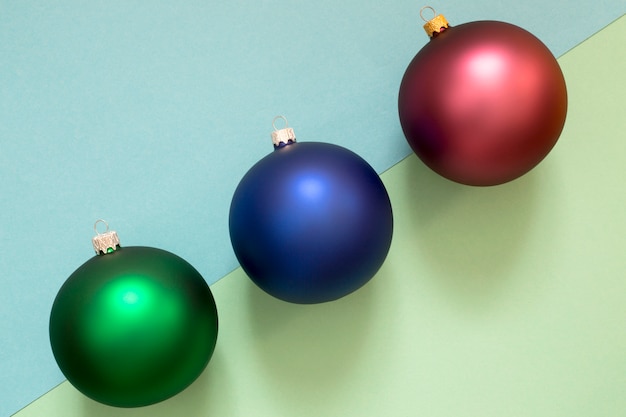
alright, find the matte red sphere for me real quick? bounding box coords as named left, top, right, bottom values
left=398, top=21, right=567, bottom=186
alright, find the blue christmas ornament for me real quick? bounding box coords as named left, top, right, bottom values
left=229, top=117, right=393, bottom=304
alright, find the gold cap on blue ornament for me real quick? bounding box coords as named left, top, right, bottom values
left=271, top=115, right=297, bottom=147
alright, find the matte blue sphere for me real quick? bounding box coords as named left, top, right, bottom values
left=229, top=141, right=393, bottom=304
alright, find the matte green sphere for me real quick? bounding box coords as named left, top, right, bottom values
left=49, top=246, right=219, bottom=408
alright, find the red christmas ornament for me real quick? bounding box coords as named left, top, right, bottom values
left=398, top=7, right=567, bottom=186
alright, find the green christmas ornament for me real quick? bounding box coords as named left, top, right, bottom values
left=49, top=220, right=219, bottom=408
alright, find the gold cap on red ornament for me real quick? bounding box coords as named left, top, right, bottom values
left=420, top=6, right=449, bottom=38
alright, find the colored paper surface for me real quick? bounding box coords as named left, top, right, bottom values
left=12, top=14, right=626, bottom=416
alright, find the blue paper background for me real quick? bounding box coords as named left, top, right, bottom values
left=1, top=1, right=624, bottom=415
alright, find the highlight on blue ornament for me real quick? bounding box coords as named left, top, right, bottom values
left=229, top=116, right=394, bottom=304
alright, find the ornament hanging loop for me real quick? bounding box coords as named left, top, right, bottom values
left=272, top=115, right=289, bottom=131
left=92, top=219, right=120, bottom=255
left=271, top=115, right=297, bottom=148
left=419, top=6, right=436, bottom=22
left=94, top=219, right=110, bottom=235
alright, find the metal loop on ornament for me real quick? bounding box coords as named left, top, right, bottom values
left=93, top=219, right=110, bottom=235
left=272, top=115, right=289, bottom=131
left=420, top=5, right=436, bottom=22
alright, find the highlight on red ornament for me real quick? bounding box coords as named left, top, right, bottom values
left=398, top=6, right=568, bottom=186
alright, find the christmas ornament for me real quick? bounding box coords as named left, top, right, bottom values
left=398, top=6, right=568, bottom=186
left=229, top=116, right=393, bottom=304
left=49, top=221, right=218, bottom=408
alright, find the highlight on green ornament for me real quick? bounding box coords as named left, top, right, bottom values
left=49, top=220, right=219, bottom=408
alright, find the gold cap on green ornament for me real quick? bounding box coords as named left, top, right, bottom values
left=92, top=219, right=120, bottom=255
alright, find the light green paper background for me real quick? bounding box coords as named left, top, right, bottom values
left=14, top=15, right=626, bottom=417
